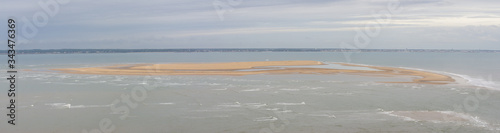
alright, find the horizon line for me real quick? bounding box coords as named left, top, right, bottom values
left=5, top=48, right=500, bottom=50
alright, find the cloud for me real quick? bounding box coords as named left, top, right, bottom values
left=166, top=27, right=358, bottom=38
left=1, top=0, right=500, bottom=49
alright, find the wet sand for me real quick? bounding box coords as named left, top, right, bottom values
left=51, top=60, right=455, bottom=84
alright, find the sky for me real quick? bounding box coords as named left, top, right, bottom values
left=1, top=0, right=500, bottom=50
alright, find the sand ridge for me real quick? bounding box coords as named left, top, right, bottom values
left=51, top=60, right=455, bottom=84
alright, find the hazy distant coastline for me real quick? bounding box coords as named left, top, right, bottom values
left=2, top=48, right=500, bottom=54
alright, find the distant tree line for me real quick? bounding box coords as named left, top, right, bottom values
left=0, top=48, right=498, bottom=54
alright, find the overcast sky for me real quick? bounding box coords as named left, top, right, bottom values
left=1, top=0, right=500, bottom=49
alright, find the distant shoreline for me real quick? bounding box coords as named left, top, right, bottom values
left=2, top=48, right=500, bottom=54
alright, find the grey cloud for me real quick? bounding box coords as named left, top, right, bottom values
left=2, top=0, right=500, bottom=50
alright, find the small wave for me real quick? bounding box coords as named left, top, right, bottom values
left=45, top=103, right=115, bottom=109
left=218, top=105, right=242, bottom=108
left=382, top=111, right=489, bottom=128
left=45, top=103, right=71, bottom=109
left=55, top=75, right=71, bottom=79
left=453, top=74, right=499, bottom=90
left=158, top=102, right=175, bottom=105
left=253, top=116, right=278, bottom=122
left=280, top=88, right=300, bottom=91
left=191, top=109, right=239, bottom=112
left=241, top=88, right=261, bottom=92
left=89, top=81, right=107, bottom=83
left=335, top=92, right=353, bottom=96
left=212, top=88, right=228, bottom=91
left=320, top=80, right=344, bottom=83
left=308, top=114, right=336, bottom=118
left=218, top=102, right=242, bottom=108
left=145, top=102, right=175, bottom=105
left=245, top=103, right=268, bottom=109
left=207, top=83, right=222, bottom=86
left=113, top=83, right=130, bottom=86
left=70, top=104, right=112, bottom=109
left=163, top=83, right=189, bottom=86
left=311, top=92, right=333, bottom=95
left=265, top=108, right=280, bottom=111
left=184, top=115, right=231, bottom=119
left=307, top=87, right=324, bottom=90
left=276, top=102, right=305, bottom=106
left=278, top=110, right=293, bottom=113
left=400, top=67, right=500, bottom=90
left=87, top=75, right=103, bottom=79
left=54, top=82, right=88, bottom=85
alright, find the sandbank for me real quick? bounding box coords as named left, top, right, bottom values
left=51, top=60, right=455, bottom=84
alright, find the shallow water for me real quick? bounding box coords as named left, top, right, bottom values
left=1, top=52, right=500, bottom=133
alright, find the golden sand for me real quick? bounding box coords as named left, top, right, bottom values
left=51, top=60, right=455, bottom=84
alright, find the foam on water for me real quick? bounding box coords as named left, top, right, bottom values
left=212, top=88, right=228, bottom=91
left=310, top=92, right=333, bottom=95
left=438, top=111, right=489, bottom=127
left=278, top=110, right=293, bottom=113
left=113, top=83, right=131, bottom=86
left=266, top=108, right=280, bottom=111
left=145, top=102, right=175, bottom=105
left=452, top=74, right=499, bottom=90
left=244, top=103, right=268, bottom=109
left=307, top=114, right=336, bottom=118
left=276, top=102, right=306, bottom=106
left=184, top=115, right=231, bottom=119
left=207, top=83, right=222, bottom=86
left=45, top=103, right=71, bottom=109
left=70, top=104, right=112, bottom=108
left=44, top=103, right=113, bottom=109
left=328, top=62, right=499, bottom=91
left=191, top=108, right=240, bottom=112
left=382, top=111, right=490, bottom=128
left=163, top=83, right=189, bottom=86
left=335, top=92, right=354, bottom=96
left=212, top=102, right=268, bottom=110
left=89, top=80, right=107, bottom=83
left=279, top=88, right=300, bottom=91
left=399, top=67, right=500, bottom=91
left=380, top=111, right=418, bottom=122
left=217, top=103, right=242, bottom=108
left=253, top=116, right=278, bottom=122
left=241, top=88, right=261, bottom=92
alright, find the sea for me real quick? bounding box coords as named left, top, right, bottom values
left=1, top=52, right=500, bottom=133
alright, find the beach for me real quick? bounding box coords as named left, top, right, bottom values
left=52, top=60, right=455, bottom=84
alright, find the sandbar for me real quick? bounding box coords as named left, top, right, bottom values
left=51, top=60, right=455, bottom=84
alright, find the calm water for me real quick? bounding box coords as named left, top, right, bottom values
left=1, top=52, right=500, bottom=133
